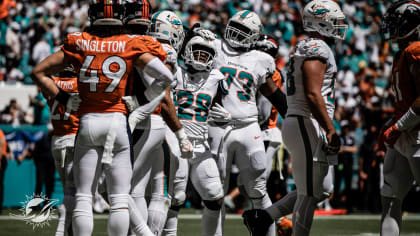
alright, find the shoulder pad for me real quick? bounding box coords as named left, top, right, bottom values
left=297, top=39, right=329, bottom=61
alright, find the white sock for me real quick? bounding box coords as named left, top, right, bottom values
left=55, top=204, right=65, bottom=236
left=128, top=195, right=154, bottom=236
left=108, top=194, right=130, bottom=236
left=72, top=194, right=93, bottom=236
left=162, top=208, right=179, bottom=236
left=132, top=195, right=148, bottom=222
left=148, top=197, right=170, bottom=235
left=202, top=207, right=222, bottom=236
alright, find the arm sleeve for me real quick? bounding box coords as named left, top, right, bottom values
left=265, top=88, right=288, bottom=118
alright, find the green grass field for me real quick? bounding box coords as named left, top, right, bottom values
left=1, top=211, right=420, bottom=235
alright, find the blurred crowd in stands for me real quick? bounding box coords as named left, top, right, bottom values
left=1, top=0, right=419, bottom=214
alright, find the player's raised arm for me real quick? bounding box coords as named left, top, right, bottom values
left=134, top=52, right=174, bottom=100
left=31, top=50, right=80, bottom=111
left=30, top=50, right=67, bottom=98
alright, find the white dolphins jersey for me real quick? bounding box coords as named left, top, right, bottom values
left=285, top=38, right=337, bottom=119
left=173, top=68, right=225, bottom=140
left=213, top=40, right=276, bottom=121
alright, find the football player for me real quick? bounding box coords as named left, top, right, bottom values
left=167, top=35, right=229, bottom=236
left=380, top=1, right=420, bottom=235
left=243, top=1, right=345, bottom=235
left=48, top=66, right=79, bottom=236
left=124, top=8, right=192, bottom=236
left=254, top=34, right=293, bottom=236
left=204, top=10, right=288, bottom=236
left=30, top=0, right=174, bottom=235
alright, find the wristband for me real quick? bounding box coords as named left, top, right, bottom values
left=175, top=128, right=187, bottom=140
left=55, top=89, right=70, bottom=105
left=396, top=108, right=420, bottom=131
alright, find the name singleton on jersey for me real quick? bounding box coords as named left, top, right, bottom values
left=75, top=39, right=126, bottom=53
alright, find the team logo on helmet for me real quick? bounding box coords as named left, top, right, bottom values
left=168, top=16, right=182, bottom=30
left=308, top=4, right=330, bottom=19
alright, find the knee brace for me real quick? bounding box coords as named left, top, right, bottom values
left=171, top=191, right=186, bottom=207
left=109, top=194, right=129, bottom=211
left=203, top=199, right=223, bottom=211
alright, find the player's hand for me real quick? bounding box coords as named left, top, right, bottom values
left=324, top=131, right=341, bottom=155
left=122, top=96, right=140, bottom=112
left=208, top=103, right=231, bottom=123
left=383, top=124, right=401, bottom=148
left=175, top=128, right=193, bottom=159
left=127, top=108, right=149, bottom=134
left=66, top=94, right=81, bottom=111
left=193, top=26, right=217, bottom=40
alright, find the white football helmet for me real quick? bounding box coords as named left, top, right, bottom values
left=224, top=10, right=262, bottom=49
left=150, top=10, right=185, bottom=51
left=302, top=0, right=348, bottom=40
left=183, top=36, right=217, bottom=72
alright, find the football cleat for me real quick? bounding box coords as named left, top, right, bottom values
left=277, top=217, right=292, bottom=236
left=242, top=209, right=274, bottom=236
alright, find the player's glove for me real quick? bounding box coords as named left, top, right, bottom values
left=127, top=107, right=151, bottom=134
left=383, top=124, right=402, bottom=148
left=208, top=103, right=232, bottom=123
left=193, top=26, right=217, bottom=40
left=122, top=95, right=140, bottom=112
left=175, top=128, right=193, bottom=159
left=324, top=131, right=341, bottom=155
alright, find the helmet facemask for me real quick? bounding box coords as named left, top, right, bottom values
left=184, top=42, right=216, bottom=72
left=224, top=20, right=259, bottom=49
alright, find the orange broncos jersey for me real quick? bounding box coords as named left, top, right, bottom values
left=267, top=69, right=284, bottom=129
left=391, top=42, right=420, bottom=123
left=48, top=76, right=79, bottom=136
left=61, top=32, right=167, bottom=115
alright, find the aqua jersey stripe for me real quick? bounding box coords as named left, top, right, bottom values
left=240, top=10, right=251, bottom=19
left=151, top=11, right=163, bottom=32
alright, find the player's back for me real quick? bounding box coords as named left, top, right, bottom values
left=214, top=40, right=275, bottom=121
left=173, top=68, right=224, bottom=140
left=286, top=38, right=337, bottom=119
left=392, top=41, right=420, bottom=121
left=62, top=32, right=167, bottom=115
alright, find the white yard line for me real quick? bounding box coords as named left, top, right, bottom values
left=1, top=214, right=420, bottom=221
